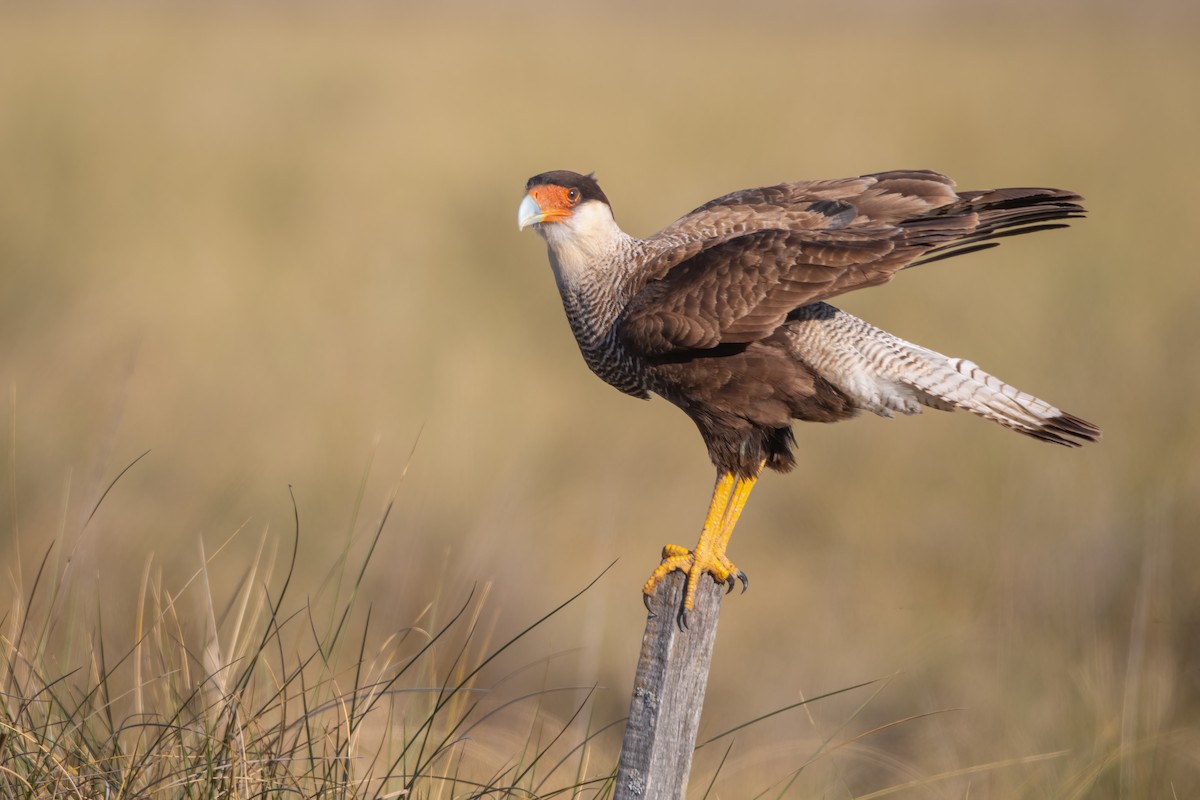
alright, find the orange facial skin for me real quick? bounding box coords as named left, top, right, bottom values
left=526, top=184, right=581, bottom=223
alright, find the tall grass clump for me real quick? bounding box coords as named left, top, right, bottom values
left=1, top=477, right=620, bottom=799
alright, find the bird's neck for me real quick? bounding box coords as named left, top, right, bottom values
left=540, top=207, right=643, bottom=345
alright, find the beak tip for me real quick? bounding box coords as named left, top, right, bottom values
left=517, top=193, right=544, bottom=232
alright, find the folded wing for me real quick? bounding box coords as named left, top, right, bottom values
left=619, top=170, right=1083, bottom=357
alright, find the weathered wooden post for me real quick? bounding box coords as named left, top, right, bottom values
left=613, top=571, right=726, bottom=800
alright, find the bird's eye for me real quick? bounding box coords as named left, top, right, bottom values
left=566, top=188, right=580, bottom=205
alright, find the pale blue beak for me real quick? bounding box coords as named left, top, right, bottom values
left=517, top=193, right=545, bottom=230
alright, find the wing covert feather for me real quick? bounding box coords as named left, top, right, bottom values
left=616, top=170, right=1080, bottom=358
left=620, top=228, right=901, bottom=354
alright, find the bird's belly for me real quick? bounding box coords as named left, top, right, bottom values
left=646, top=342, right=857, bottom=427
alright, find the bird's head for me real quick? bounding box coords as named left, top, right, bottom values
left=518, top=171, right=612, bottom=236
left=518, top=171, right=630, bottom=290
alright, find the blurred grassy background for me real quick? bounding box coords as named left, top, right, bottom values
left=2, top=1, right=1198, bottom=795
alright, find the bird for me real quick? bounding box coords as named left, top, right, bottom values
left=517, top=168, right=1100, bottom=624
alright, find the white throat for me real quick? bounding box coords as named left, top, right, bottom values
left=536, top=201, right=635, bottom=295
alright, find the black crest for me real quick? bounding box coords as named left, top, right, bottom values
left=525, top=170, right=610, bottom=206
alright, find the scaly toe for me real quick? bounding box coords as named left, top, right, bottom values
left=660, top=542, right=691, bottom=559
left=642, top=543, right=746, bottom=624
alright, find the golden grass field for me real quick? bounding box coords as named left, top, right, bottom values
left=2, top=2, right=1199, bottom=796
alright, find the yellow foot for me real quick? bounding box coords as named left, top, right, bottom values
left=640, top=466, right=762, bottom=627
left=642, top=543, right=748, bottom=627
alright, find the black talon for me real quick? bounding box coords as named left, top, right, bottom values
left=725, top=574, right=736, bottom=594
left=643, top=593, right=656, bottom=618
left=737, top=570, right=749, bottom=593
left=677, top=606, right=689, bottom=630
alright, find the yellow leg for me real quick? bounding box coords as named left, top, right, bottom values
left=713, top=469, right=759, bottom=555
left=642, top=472, right=735, bottom=603
left=642, top=464, right=763, bottom=622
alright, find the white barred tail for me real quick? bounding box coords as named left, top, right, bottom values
left=784, top=303, right=1101, bottom=447
left=901, top=355, right=1100, bottom=447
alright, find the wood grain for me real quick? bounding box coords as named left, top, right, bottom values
left=613, top=571, right=725, bottom=800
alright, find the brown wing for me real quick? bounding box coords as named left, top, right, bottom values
left=619, top=171, right=1082, bottom=356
